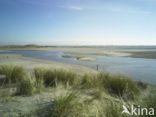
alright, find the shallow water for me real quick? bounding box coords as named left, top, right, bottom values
left=1, top=50, right=156, bottom=84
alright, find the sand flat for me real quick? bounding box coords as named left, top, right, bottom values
left=62, top=55, right=97, bottom=61
left=1, top=47, right=156, bottom=59
left=0, top=50, right=10, bottom=52
left=0, top=54, right=97, bottom=74
left=129, top=51, right=156, bottom=59
left=64, top=51, right=131, bottom=57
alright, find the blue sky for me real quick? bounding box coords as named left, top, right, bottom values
left=0, top=0, right=156, bottom=45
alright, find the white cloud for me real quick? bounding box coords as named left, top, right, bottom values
left=60, top=4, right=151, bottom=15
left=68, top=6, right=84, bottom=10
left=60, top=5, right=84, bottom=11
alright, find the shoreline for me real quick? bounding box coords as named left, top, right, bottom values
left=1, top=47, right=156, bottom=59
left=0, top=54, right=97, bottom=75
left=0, top=50, right=156, bottom=117
left=62, top=55, right=97, bottom=61
left=64, top=51, right=131, bottom=57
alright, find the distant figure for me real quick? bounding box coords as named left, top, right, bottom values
left=7, top=56, right=8, bottom=59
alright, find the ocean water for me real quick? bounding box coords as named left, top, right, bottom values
left=0, top=49, right=156, bottom=84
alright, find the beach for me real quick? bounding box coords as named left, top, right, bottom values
left=0, top=48, right=156, bottom=117
left=0, top=54, right=97, bottom=75
left=2, top=46, right=156, bottom=59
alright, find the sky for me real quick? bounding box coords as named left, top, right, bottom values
left=0, top=0, right=156, bottom=45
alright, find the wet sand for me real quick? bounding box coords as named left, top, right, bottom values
left=1, top=46, right=156, bottom=59
left=129, top=51, right=156, bottom=59
left=62, top=55, right=97, bottom=61
left=64, top=51, right=131, bottom=57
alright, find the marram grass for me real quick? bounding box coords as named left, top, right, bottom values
left=17, top=74, right=35, bottom=96
left=34, top=67, right=77, bottom=87
left=0, top=64, right=28, bottom=84
left=1, top=64, right=154, bottom=117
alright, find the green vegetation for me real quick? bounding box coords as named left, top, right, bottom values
left=80, top=74, right=102, bottom=89
left=105, top=101, right=126, bottom=117
left=34, top=67, right=46, bottom=92
left=144, top=94, right=156, bottom=111
left=34, top=68, right=77, bottom=87
left=79, top=73, right=139, bottom=100
left=98, top=73, right=140, bottom=100
left=0, top=65, right=140, bottom=99
left=17, top=75, right=35, bottom=95
left=137, top=81, right=148, bottom=90
left=51, top=92, right=82, bottom=117
left=140, top=90, right=156, bottom=117
left=0, top=64, right=35, bottom=96
left=0, top=64, right=27, bottom=84
left=0, top=64, right=155, bottom=117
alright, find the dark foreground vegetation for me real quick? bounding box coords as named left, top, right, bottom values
left=0, top=64, right=155, bottom=117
